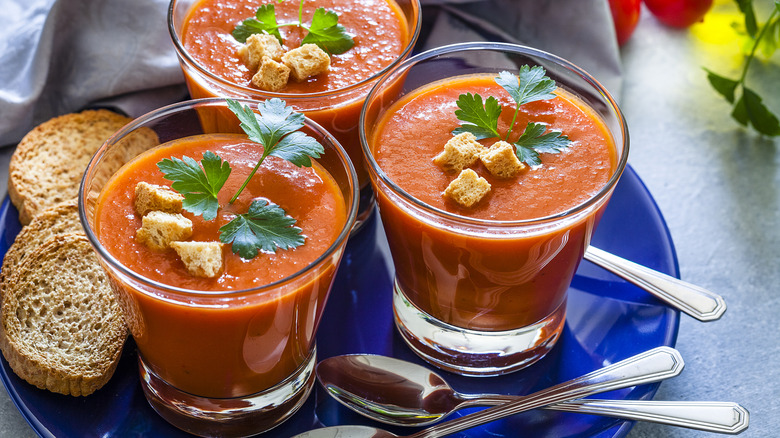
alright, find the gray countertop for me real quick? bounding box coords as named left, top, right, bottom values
left=1, top=4, right=778, bottom=437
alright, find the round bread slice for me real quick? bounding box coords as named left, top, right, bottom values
left=8, top=109, right=132, bottom=225
left=0, top=201, right=82, bottom=299
left=0, top=233, right=127, bottom=396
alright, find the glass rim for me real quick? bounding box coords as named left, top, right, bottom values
left=78, top=97, right=359, bottom=298
left=359, top=41, right=630, bottom=228
left=166, top=0, right=423, bottom=101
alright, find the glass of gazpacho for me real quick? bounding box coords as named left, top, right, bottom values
left=79, top=98, right=358, bottom=436
left=360, top=42, right=629, bottom=376
left=167, top=0, right=421, bottom=231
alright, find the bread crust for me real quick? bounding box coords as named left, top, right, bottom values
left=0, top=201, right=82, bottom=300
left=8, top=109, right=132, bottom=225
left=0, top=233, right=127, bottom=396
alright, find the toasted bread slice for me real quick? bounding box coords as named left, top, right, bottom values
left=8, top=109, right=132, bottom=225
left=0, top=201, right=82, bottom=299
left=0, top=233, right=127, bottom=396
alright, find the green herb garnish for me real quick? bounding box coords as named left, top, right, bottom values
left=232, top=4, right=283, bottom=44
left=219, top=199, right=305, bottom=259
left=704, top=1, right=780, bottom=136
left=157, top=152, right=231, bottom=221
left=514, top=122, right=572, bottom=167
left=232, top=1, right=354, bottom=55
left=159, top=98, right=324, bottom=259
left=227, top=98, right=323, bottom=203
left=453, top=66, right=571, bottom=167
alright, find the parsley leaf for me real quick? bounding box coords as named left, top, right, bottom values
left=226, top=97, right=323, bottom=203
left=301, top=7, right=355, bottom=54
left=227, top=98, right=323, bottom=169
left=219, top=199, right=304, bottom=259
left=157, top=152, right=231, bottom=221
left=233, top=1, right=354, bottom=55
left=452, top=93, right=502, bottom=140
left=704, top=2, right=780, bottom=136
left=452, top=69, right=571, bottom=167
left=497, top=67, right=557, bottom=106
left=232, top=4, right=283, bottom=44
left=514, top=122, right=572, bottom=167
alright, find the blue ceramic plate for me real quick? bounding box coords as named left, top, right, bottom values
left=0, top=165, right=679, bottom=438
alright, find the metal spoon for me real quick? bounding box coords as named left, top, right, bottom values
left=295, top=347, right=706, bottom=437
left=315, top=352, right=748, bottom=434
left=585, top=246, right=726, bottom=322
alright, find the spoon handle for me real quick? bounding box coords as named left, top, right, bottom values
left=408, top=346, right=684, bottom=438
left=466, top=395, right=748, bottom=434
left=584, top=246, right=727, bottom=322
left=551, top=399, right=749, bottom=434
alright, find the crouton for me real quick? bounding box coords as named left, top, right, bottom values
left=136, top=211, right=193, bottom=251
left=134, top=182, right=184, bottom=216
left=433, top=132, right=484, bottom=173
left=480, top=141, right=527, bottom=178
left=251, top=56, right=291, bottom=91
left=238, top=34, right=284, bottom=71
left=282, top=44, right=331, bottom=81
left=170, top=241, right=224, bottom=278
left=443, top=169, right=491, bottom=208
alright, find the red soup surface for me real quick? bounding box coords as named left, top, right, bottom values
left=95, top=134, right=347, bottom=397
left=371, top=74, right=618, bottom=331
left=181, top=0, right=412, bottom=183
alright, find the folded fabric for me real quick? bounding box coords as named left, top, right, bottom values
left=0, top=0, right=621, bottom=147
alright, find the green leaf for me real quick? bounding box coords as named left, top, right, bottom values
left=301, top=7, right=355, bottom=54
left=453, top=93, right=502, bottom=140
left=731, top=94, right=750, bottom=126
left=513, top=122, right=572, bottom=166
left=219, top=199, right=304, bottom=259
left=157, top=152, right=231, bottom=221
left=268, top=130, right=324, bottom=167
left=742, top=86, right=780, bottom=135
left=227, top=98, right=323, bottom=165
left=225, top=98, right=324, bottom=204
left=232, top=4, right=283, bottom=44
left=735, top=0, right=758, bottom=37
left=704, top=69, right=739, bottom=103
left=497, top=67, right=557, bottom=106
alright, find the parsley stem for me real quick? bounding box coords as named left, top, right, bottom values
left=229, top=156, right=267, bottom=204
left=298, top=0, right=305, bottom=28
left=505, top=105, right=521, bottom=141
left=738, top=7, right=779, bottom=84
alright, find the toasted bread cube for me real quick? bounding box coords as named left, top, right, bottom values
left=433, top=132, right=484, bottom=173
left=170, top=241, right=224, bottom=278
left=134, top=182, right=184, bottom=216
left=251, top=56, right=291, bottom=91
left=282, top=44, right=331, bottom=81
left=238, top=34, right=284, bottom=71
left=443, top=169, right=491, bottom=208
left=480, top=141, right=527, bottom=178
left=136, top=211, right=193, bottom=251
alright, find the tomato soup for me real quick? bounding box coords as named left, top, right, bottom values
left=174, top=0, right=418, bottom=185
left=369, top=74, right=618, bottom=331
left=95, top=134, right=347, bottom=397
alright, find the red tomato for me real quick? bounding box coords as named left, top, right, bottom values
left=643, top=0, right=714, bottom=28
left=608, top=0, right=642, bottom=46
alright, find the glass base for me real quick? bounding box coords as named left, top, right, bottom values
left=138, top=348, right=316, bottom=437
left=393, top=281, right=566, bottom=376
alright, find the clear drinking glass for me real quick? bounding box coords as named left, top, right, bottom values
left=79, top=98, right=358, bottom=436
left=167, top=0, right=421, bottom=231
left=360, top=42, right=629, bottom=376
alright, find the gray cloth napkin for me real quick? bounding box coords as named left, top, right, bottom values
left=0, top=0, right=621, bottom=147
